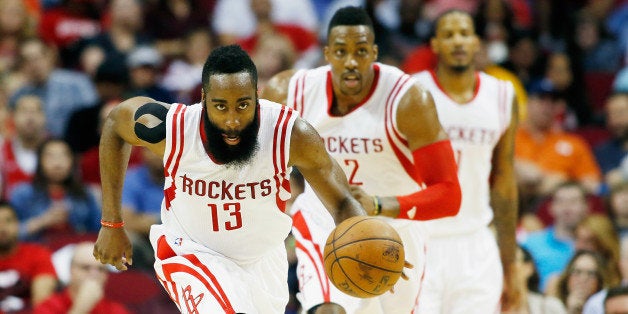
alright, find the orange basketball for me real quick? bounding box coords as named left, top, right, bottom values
left=323, top=216, right=405, bottom=298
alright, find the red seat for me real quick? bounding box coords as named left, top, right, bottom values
left=573, top=126, right=611, bottom=148
left=584, top=71, right=617, bottom=115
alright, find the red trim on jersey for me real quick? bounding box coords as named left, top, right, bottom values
left=184, top=254, right=234, bottom=311
left=384, top=75, right=418, bottom=183
left=385, top=74, right=412, bottom=147
left=292, top=74, right=305, bottom=114
left=272, top=107, right=293, bottom=212
left=411, top=244, right=428, bottom=313
left=325, top=64, right=381, bottom=117
left=164, top=105, right=185, bottom=210
left=292, top=210, right=330, bottom=302
left=396, top=140, right=461, bottom=220
left=161, top=263, right=235, bottom=313
left=428, top=70, right=481, bottom=104
left=300, top=74, right=306, bottom=114
left=156, top=236, right=235, bottom=313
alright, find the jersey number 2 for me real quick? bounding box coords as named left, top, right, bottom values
left=344, top=159, right=363, bottom=185
left=208, top=202, right=242, bottom=231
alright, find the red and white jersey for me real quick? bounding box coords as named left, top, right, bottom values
left=414, top=70, right=515, bottom=237
left=160, top=100, right=296, bottom=264
left=287, top=63, right=422, bottom=228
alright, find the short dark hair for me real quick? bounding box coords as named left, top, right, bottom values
left=201, top=45, right=258, bottom=92
left=327, top=6, right=374, bottom=39
left=431, top=9, right=474, bottom=38
left=605, top=285, right=628, bottom=305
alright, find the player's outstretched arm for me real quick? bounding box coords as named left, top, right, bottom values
left=260, top=69, right=298, bottom=105
left=356, top=83, right=461, bottom=220
left=288, top=117, right=367, bottom=224
left=490, top=98, right=521, bottom=310
left=94, top=96, right=170, bottom=271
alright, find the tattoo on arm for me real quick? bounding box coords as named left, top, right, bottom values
left=133, top=102, right=168, bottom=143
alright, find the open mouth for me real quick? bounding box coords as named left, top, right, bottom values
left=343, top=74, right=360, bottom=88
left=222, top=134, right=241, bottom=145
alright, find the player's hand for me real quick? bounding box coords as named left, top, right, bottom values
left=390, top=261, right=414, bottom=294
left=349, top=186, right=376, bottom=215
left=93, top=227, right=133, bottom=271
left=500, top=262, right=523, bottom=312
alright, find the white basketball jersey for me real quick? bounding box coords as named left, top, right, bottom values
left=160, top=101, right=296, bottom=264
left=414, top=70, right=515, bottom=237
left=287, top=63, right=422, bottom=228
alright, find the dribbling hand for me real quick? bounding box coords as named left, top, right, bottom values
left=390, top=261, right=414, bottom=294
left=93, top=227, right=133, bottom=271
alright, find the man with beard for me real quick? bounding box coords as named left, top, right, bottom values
left=262, top=6, right=462, bottom=313
left=93, top=44, right=371, bottom=313
left=0, top=201, right=57, bottom=312
left=412, top=10, right=520, bottom=313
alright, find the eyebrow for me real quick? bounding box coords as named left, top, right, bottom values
left=210, top=96, right=253, bottom=103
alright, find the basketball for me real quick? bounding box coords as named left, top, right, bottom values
left=323, top=216, right=405, bottom=298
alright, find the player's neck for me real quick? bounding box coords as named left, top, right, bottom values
left=434, top=66, right=477, bottom=103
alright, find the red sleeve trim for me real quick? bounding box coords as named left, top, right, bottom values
left=396, top=140, right=461, bottom=220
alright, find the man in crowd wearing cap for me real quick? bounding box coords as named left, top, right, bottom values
left=125, top=45, right=175, bottom=103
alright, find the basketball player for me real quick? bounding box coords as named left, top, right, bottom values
left=412, top=10, right=520, bottom=313
left=92, top=45, right=370, bottom=313
left=262, top=6, right=462, bottom=313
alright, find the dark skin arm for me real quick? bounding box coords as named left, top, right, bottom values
left=94, top=96, right=168, bottom=270
left=287, top=117, right=366, bottom=223
left=352, top=83, right=450, bottom=216
left=490, top=98, right=521, bottom=310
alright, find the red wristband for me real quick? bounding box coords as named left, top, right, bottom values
left=101, top=220, right=125, bottom=228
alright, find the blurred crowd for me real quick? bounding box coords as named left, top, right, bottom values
left=0, top=0, right=628, bottom=313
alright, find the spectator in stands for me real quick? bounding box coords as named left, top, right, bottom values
left=125, top=45, right=175, bottom=104
left=522, top=182, right=590, bottom=292
left=515, top=80, right=601, bottom=209
left=237, top=0, right=318, bottom=69
left=9, top=139, right=100, bottom=243
left=161, top=28, right=214, bottom=104
left=0, top=201, right=57, bottom=313
left=549, top=250, right=609, bottom=314
left=502, top=31, right=544, bottom=88
left=37, top=0, right=102, bottom=67
left=543, top=52, right=592, bottom=128
left=10, top=38, right=98, bottom=138
left=252, top=32, right=297, bottom=90
left=121, top=148, right=163, bottom=272
left=0, top=0, right=36, bottom=75
left=583, top=236, right=628, bottom=314
left=76, top=0, right=151, bottom=75
left=568, top=10, right=622, bottom=74
left=212, top=0, right=317, bottom=47
left=594, top=93, right=628, bottom=189
left=34, top=241, right=130, bottom=314
left=575, top=214, right=622, bottom=287
left=143, top=0, right=216, bottom=59
left=508, top=246, right=566, bottom=313
left=0, top=94, right=47, bottom=200
left=610, top=182, right=628, bottom=239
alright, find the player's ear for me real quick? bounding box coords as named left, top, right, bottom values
left=323, top=46, right=330, bottom=63
left=372, top=44, right=378, bottom=61
left=430, top=37, right=439, bottom=54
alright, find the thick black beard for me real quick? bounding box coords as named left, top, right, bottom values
left=202, top=105, right=260, bottom=168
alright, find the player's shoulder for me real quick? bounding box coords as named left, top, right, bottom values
left=478, top=71, right=515, bottom=91
left=259, top=99, right=297, bottom=114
